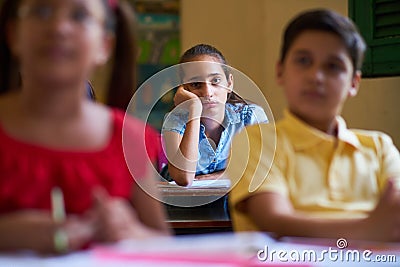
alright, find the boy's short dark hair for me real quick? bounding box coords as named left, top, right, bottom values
left=279, top=9, right=366, bottom=74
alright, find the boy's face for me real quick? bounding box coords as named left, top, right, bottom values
left=277, top=30, right=360, bottom=129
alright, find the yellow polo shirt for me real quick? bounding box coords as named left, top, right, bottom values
left=227, top=110, right=400, bottom=232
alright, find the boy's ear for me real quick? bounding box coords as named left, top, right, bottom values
left=348, top=70, right=361, bottom=97
left=6, top=20, right=20, bottom=57
left=276, top=61, right=284, bottom=85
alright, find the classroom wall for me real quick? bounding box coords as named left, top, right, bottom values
left=181, top=0, right=400, bottom=148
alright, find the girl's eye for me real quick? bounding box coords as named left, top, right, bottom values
left=211, top=77, right=221, bottom=85
left=18, top=3, right=98, bottom=25
left=190, top=82, right=202, bottom=89
left=28, top=4, right=53, bottom=20
left=70, top=8, right=91, bottom=23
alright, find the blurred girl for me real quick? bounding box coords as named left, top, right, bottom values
left=0, top=0, right=169, bottom=254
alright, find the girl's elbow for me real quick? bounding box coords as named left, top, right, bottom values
left=174, top=175, right=192, bottom=186
left=173, top=171, right=194, bottom=186
left=168, top=165, right=195, bottom=186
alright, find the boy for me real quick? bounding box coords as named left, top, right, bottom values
left=227, top=9, right=400, bottom=242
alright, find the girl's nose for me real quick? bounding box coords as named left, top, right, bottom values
left=48, top=11, right=74, bottom=33
left=201, top=82, right=214, bottom=98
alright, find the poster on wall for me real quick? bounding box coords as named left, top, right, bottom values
left=133, top=2, right=180, bottom=131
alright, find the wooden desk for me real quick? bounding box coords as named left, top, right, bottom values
left=169, top=220, right=232, bottom=229
left=159, top=186, right=229, bottom=197
left=158, top=181, right=232, bottom=235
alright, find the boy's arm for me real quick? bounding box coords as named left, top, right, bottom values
left=243, top=180, right=400, bottom=242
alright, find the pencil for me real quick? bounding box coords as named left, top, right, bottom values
left=51, top=187, right=66, bottom=223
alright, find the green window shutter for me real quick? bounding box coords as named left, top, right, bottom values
left=349, top=0, right=400, bottom=77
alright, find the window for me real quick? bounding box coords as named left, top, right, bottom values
left=349, top=0, right=400, bottom=77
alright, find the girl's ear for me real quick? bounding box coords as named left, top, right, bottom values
left=227, top=73, right=234, bottom=92
left=348, top=70, right=361, bottom=97
left=95, top=33, right=114, bottom=65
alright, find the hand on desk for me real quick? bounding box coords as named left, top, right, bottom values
left=0, top=210, right=94, bottom=254
left=363, top=179, right=400, bottom=242
left=90, top=188, right=161, bottom=242
left=0, top=187, right=166, bottom=254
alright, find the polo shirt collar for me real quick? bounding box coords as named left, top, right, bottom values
left=282, top=110, right=360, bottom=150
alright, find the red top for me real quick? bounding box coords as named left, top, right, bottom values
left=144, top=123, right=162, bottom=169
left=0, top=109, right=153, bottom=214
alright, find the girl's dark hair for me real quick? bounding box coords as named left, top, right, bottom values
left=280, top=9, right=366, bottom=74
left=0, top=0, right=19, bottom=94
left=0, top=0, right=136, bottom=110
left=104, top=0, right=137, bottom=110
left=179, top=44, right=247, bottom=105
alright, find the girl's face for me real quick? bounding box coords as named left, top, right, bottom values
left=277, top=30, right=360, bottom=128
left=9, top=0, right=111, bottom=85
left=182, top=55, right=233, bottom=117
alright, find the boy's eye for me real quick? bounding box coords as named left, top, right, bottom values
left=294, top=56, right=312, bottom=66
left=326, top=62, right=345, bottom=73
